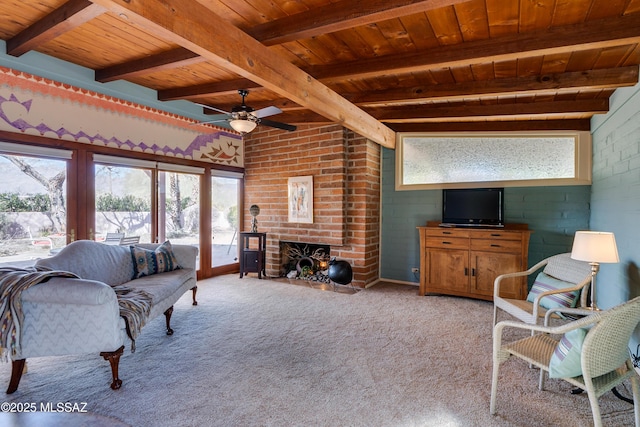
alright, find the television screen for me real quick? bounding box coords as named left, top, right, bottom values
left=442, top=188, right=504, bottom=227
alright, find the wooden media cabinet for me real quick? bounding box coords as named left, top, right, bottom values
left=417, top=223, right=531, bottom=301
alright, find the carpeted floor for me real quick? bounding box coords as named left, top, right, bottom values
left=0, top=275, right=636, bottom=426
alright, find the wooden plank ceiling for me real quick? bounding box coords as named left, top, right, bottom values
left=1, top=0, right=640, bottom=149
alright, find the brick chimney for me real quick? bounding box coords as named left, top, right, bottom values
left=242, top=124, right=381, bottom=288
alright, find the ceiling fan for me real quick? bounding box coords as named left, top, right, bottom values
left=197, top=89, right=296, bottom=134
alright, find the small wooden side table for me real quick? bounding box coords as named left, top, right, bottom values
left=239, top=232, right=266, bottom=279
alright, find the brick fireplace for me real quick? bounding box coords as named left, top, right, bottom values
left=242, top=124, right=381, bottom=288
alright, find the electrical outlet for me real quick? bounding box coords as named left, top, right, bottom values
left=411, top=267, right=419, bottom=273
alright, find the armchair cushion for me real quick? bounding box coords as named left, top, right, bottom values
left=548, top=327, right=587, bottom=378
left=130, top=241, right=181, bottom=279
left=526, top=272, right=580, bottom=310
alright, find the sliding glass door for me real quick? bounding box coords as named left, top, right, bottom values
left=94, top=156, right=154, bottom=243
left=158, top=165, right=203, bottom=270
left=158, top=171, right=200, bottom=245
left=211, top=174, right=241, bottom=269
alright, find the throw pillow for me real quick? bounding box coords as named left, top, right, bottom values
left=131, top=241, right=181, bottom=279
left=548, top=327, right=587, bottom=378
left=526, top=271, right=580, bottom=310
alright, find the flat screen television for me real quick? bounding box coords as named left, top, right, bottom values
left=441, top=188, right=504, bottom=227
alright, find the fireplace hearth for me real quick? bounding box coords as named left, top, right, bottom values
left=279, top=241, right=330, bottom=281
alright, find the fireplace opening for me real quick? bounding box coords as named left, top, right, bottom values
left=279, top=241, right=330, bottom=281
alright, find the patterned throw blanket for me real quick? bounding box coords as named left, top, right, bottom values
left=0, top=267, right=79, bottom=360
left=0, top=267, right=153, bottom=358
left=111, top=284, right=152, bottom=353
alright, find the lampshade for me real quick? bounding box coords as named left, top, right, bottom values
left=229, top=119, right=257, bottom=134
left=570, top=231, right=620, bottom=263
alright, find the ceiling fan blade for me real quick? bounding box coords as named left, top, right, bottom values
left=259, top=119, right=297, bottom=131
left=252, top=106, right=282, bottom=118
left=194, top=102, right=231, bottom=115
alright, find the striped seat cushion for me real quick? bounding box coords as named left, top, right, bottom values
left=526, top=271, right=580, bottom=310
left=549, top=327, right=587, bottom=378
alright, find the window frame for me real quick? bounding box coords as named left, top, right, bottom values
left=395, top=131, right=592, bottom=190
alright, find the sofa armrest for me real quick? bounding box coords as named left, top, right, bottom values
left=22, top=277, right=116, bottom=305
left=19, top=278, right=125, bottom=359
left=171, top=244, right=198, bottom=270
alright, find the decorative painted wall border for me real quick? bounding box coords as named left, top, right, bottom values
left=0, top=66, right=243, bottom=167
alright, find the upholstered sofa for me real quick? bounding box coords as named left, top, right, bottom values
left=4, top=239, right=197, bottom=393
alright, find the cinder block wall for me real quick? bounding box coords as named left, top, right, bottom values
left=590, top=84, right=640, bottom=310
left=243, top=124, right=381, bottom=287
left=380, top=147, right=591, bottom=285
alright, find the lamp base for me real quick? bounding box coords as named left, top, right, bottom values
left=587, top=263, right=600, bottom=312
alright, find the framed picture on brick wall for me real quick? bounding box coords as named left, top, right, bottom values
left=288, top=175, right=313, bottom=223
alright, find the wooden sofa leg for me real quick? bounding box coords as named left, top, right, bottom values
left=100, top=346, right=124, bottom=390
left=7, top=359, right=26, bottom=394
left=164, top=306, right=174, bottom=335
left=192, top=286, right=198, bottom=306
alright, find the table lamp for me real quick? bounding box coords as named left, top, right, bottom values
left=570, top=231, right=619, bottom=310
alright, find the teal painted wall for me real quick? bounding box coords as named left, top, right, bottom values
left=380, top=147, right=591, bottom=285
left=589, top=82, right=640, bottom=312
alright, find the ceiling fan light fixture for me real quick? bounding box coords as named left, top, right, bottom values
left=229, top=118, right=257, bottom=134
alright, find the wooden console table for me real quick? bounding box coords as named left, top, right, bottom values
left=417, top=223, right=531, bottom=301
left=239, top=232, right=266, bottom=279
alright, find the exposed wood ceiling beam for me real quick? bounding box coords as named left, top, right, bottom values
left=275, top=99, right=609, bottom=123
left=388, top=120, right=592, bottom=132
left=269, top=110, right=332, bottom=124
left=158, top=78, right=260, bottom=101
left=96, top=47, right=201, bottom=82
left=344, top=67, right=639, bottom=106
left=309, top=13, right=640, bottom=81
left=7, top=0, right=105, bottom=57
left=90, top=0, right=396, bottom=149
left=246, top=0, right=471, bottom=46
left=371, top=99, right=609, bottom=122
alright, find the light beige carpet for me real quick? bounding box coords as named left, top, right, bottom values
left=1, top=275, right=636, bottom=427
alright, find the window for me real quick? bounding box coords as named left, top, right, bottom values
left=396, top=132, right=591, bottom=190
left=0, top=142, right=72, bottom=264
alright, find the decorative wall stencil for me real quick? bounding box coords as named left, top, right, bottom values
left=199, top=141, right=241, bottom=165
left=0, top=66, right=243, bottom=167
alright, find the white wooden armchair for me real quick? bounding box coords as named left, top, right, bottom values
left=493, top=253, right=592, bottom=326
left=491, top=296, right=640, bottom=426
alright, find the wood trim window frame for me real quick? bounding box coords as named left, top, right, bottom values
left=395, top=131, right=592, bottom=191
left=0, top=129, right=244, bottom=279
